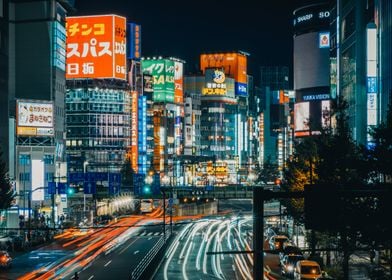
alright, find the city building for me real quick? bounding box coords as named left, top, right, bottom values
left=6, top=0, right=73, bottom=227
left=377, top=1, right=392, bottom=123
left=141, top=57, right=184, bottom=187
left=65, top=14, right=128, bottom=219
left=330, top=0, right=380, bottom=145
left=260, top=66, right=289, bottom=91
left=293, top=2, right=331, bottom=138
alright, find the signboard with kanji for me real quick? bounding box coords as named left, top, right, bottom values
left=66, top=14, right=127, bottom=80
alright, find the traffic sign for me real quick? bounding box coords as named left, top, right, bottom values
left=84, top=181, right=97, bottom=194
left=57, top=183, right=67, bottom=194
left=109, top=173, right=121, bottom=195
left=48, top=182, right=56, bottom=195
left=68, top=172, right=84, bottom=183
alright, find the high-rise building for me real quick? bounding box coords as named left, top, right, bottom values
left=141, top=57, right=184, bottom=186
left=7, top=0, right=72, bottom=224
left=65, top=15, right=128, bottom=218
left=260, top=66, right=289, bottom=91
left=293, top=2, right=331, bottom=138
left=331, top=0, right=378, bottom=144
left=377, top=0, right=392, bottom=123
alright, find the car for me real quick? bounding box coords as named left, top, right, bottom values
left=269, top=235, right=289, bottom=251
left=281, top=254, right=305, bottom=278
left=0, top=251, right=12, bottom=269
left=279, top=242, right=303, bottom=261
left=294, top=260, right=322, bottom=280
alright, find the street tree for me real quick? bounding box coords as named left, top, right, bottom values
left=254, top=156, right=280, bottom=185
left=0, top=148, right=15, bottom=216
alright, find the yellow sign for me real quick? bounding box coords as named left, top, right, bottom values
left=202, top=88, right=227, bottom=95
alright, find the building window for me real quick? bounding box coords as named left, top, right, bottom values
left=19, top=154, right=31, bottom=165
left=43, top=154, right=54, bottom=165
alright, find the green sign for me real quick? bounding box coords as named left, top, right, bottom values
left=142, top=59, right=175, bottom=103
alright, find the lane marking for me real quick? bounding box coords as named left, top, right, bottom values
left=148, top=237, right=152, bottom=241
left=104, top=260, right=112, bottom=267
left=88, top=276, right=94, bottom=280
left=134, top=250, right=140, bottom=255
left=119, top=237, right=139, bottom=255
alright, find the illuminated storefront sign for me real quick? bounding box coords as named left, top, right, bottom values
left=53, top=22, right=66, bottom=71
left=174, top=61, right=184, bottom=104
left=17, top=100, right=54, bottom=136
left=138, top=96, right=147, bottom=174
left=131, top=91, right=138, bottom=172
left=128, top=22, right=141, bottom=60
left=142, top=59, right=175, bottom=103
left=66, top=15, right=127, bottom=80
left=202, top=69, right=227, bottom=95
left=367, top=24, right=378, bottom=128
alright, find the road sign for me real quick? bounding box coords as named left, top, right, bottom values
left=48, top=182, right=56, bottom=195
left=133, top=174, right=145, bottom=196
left=83, top=181, right=97, bottom=194
left=68, top=172, right=84, bottom=183
left=109, top=173, right=121, bottom=195
left=168, top=198, right=173, bottom=206
left=57, top=183, right=67, bottom=194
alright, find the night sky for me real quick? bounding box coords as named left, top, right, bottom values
left=73, top=0, right=317, bottom=85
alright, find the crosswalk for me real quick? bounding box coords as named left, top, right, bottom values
left=137, top=231, right=164, bottom=237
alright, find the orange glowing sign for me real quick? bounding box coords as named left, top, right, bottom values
left=66, top=15, right=126, bottom=80
left=200, top=53, right=247, bottom=84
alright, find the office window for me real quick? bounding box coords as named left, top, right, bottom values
left=19, top=154, right=31, bottom=165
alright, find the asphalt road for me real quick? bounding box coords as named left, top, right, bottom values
left=73, top=225, right=163, bottom=280
left=0, top=241, right=73, bottom=280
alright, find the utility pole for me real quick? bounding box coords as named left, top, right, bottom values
left=253, top=187, right=264, bottom=280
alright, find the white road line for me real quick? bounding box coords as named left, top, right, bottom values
left=154, top=232, right=160, bottom=236
left=104, top=260, right=112, bottom=267
left=134, top=250, right=140, bottom=255
left=119, top=238, right=139, bottom=255
left=148, top=237, right=152, bottom=241
left=88, top=276, right=94, bottom=280
left=147, top=232, right=153, bottom=236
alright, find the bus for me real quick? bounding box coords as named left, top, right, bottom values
left=140, top=199, right=154, bottom=213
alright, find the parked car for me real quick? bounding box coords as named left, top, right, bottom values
left=0, top=251, right=12, bottom=269
left=294, top=260, right=322, bottom=280
left=269, top=235, right=289, bottom=251
left=281, top=254, right=305, bottom=278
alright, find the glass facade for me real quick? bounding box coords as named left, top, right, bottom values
left=200, top=101, right=237, bottom=159
left=66, top=86, right=130, bottom=172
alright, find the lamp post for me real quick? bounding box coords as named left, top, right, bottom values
left=83, top=161, right=89, bottom=219
left=162, top=175, right=172, bottom=235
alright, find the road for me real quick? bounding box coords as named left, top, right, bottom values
left=154, top=214, right=254, bottom=280
left=73, top=224, right=164, bottom=280
left=0, top=215, right=164, bottom=280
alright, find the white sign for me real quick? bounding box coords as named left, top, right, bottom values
left=18, top=101, right=53, bottom=128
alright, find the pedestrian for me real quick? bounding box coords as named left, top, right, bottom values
left=73, top=272, right=79, bottom=280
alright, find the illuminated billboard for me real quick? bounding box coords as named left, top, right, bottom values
left=142, top=59, right=175, bottom=103
left=128, top=23, right=141, bottom=60
left=131, top=91, right=138, bottom=172
left=200, top=52, right=247, bottom=95
left=174, top=61, right=184, bottom=104
left=53, top=22, right=66, bottom=71
left=17, top=100, right=54, bottom=136
left=319, top=32, right=330, bottom=48
left=66, top=15, right=127, bottom=80
left=294, top=102, right=310, bottom=137
left=203, top=68, right=227, bottom=96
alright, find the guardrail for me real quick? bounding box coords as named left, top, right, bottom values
left=130, top=231, right=169, bottom=280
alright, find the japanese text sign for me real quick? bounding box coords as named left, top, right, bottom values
left=66, top=15, right=126, bottom=80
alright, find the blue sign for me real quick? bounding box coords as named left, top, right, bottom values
left=68, top=172, right=84, bottom=183
left=152, top=173, right=161, bottom=195
left=109, top=173, right=121, bottom=195
left=48, top=182, right=56, bottom=195
left=367, top=77, right=377, bottom=93
left=84, top=181, right=96, bottom=194
left=58, top=183, right=67, bottom=195
left=235, top=82, right=247, bottom=96
left=133, top=173, right=145, bottom=196
left=128, top=23, right=141, bottom=60
left=205, top=185, right=214, bottom=191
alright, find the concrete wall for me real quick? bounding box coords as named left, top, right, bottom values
left=174, top=201, right=218, bottom=216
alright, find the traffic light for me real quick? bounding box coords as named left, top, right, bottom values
left=143, top=185, right=151, bottom=194
left=67, top=187, right=75, bottom=195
